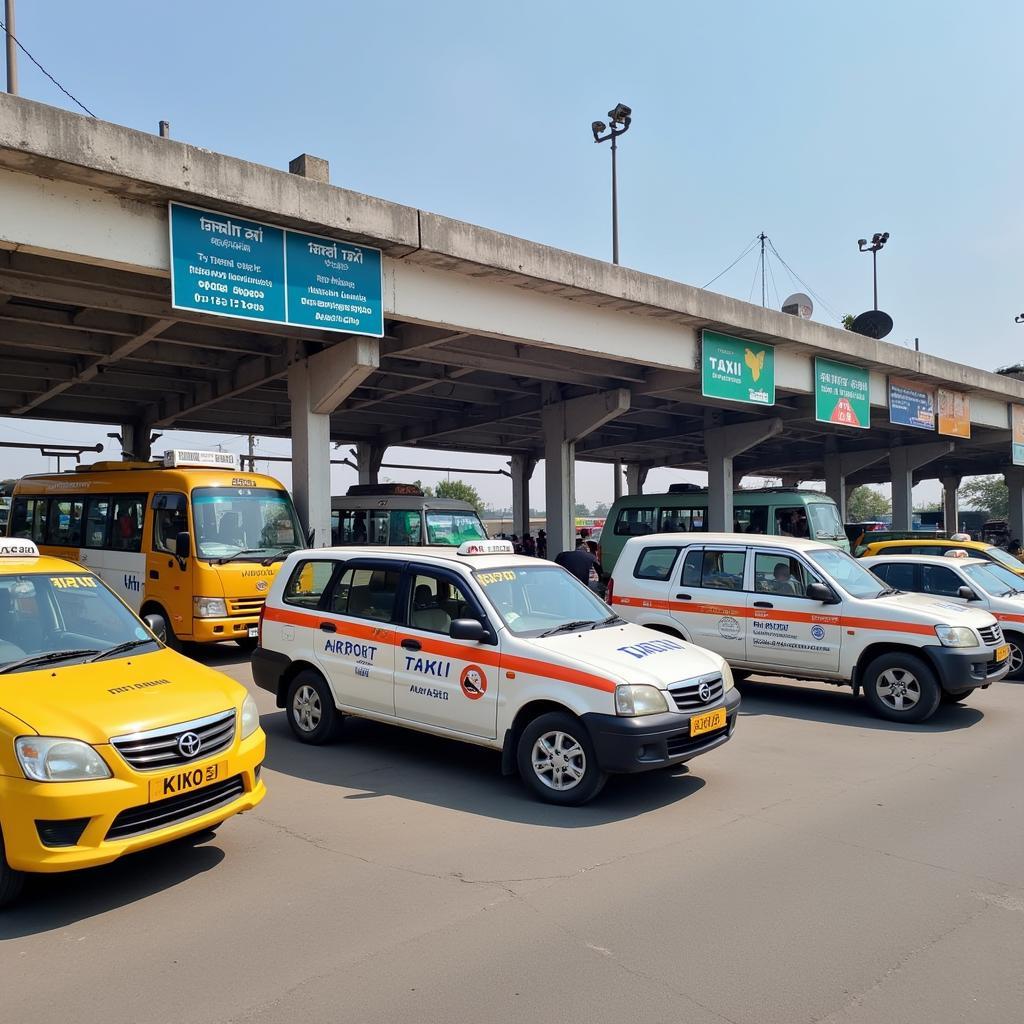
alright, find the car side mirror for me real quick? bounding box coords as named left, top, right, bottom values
left=449, top=618, right=488, bottom=642
left=806, top=582, right=838, bottom=604
left=957, top=585, right=979, bottom=602
left=143, top=613, right=168, bottom=643
left=175, top=531, right=191, bottom=559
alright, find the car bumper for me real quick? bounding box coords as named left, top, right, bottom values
left=924, top=644, right=1009, bottom=693
left=0, top=729, right=266, bottom=873
left=188, top=616, right=259, bottom=644
left=582, top=686, right=741, bottom=774
left=252, top=647, right=291, bottom=705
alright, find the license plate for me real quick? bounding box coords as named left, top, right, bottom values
left=690, top=707, right=727, bottom=737
left=996, top=644, right=1010, bottom=662
left=149, top=761, right=224, bottom=802
left=247, top=626, right=258, bottom=638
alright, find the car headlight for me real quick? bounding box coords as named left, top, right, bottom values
left=15, top=737, right=112, bottom=782
left=935, top=625, right=977, bottom=648
left=240, top=694, right=261, bottom=739
left=615, top=684, right=668, bottom=717
left=721, top=662, right=735, bottom=691
left=194, top=596, right=228, bottom=618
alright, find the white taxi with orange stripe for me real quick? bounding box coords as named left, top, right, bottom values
left=253, top=540, right=740, bottom=804
left=608, top=533, right=1008, bottom=723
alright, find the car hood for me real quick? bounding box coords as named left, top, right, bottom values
left=528, top=624, right=727, bottom=688
left=0, top=648, right=247, bottom=744
left=869, top=592, right=998, bottom=629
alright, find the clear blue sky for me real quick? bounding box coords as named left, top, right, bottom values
left=3, top=1, right=1022, bottom=507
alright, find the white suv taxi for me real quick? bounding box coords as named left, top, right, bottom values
left=609, top=533, right=1008, bottom=723
left=254, top=540, right=740, bottom=804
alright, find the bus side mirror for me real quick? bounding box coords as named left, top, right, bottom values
left=957, top=585, right=979, bottom=602
left=806, top=582, right=838, bottom=604
left=175, top=531, right=191, bottom=559
left=450, top=618, right=489, bottom=642
left=143, top=613, right=168, bottom=643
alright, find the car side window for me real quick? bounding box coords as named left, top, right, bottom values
left=873, top=562, right=916, bottom=590
left=330, top=567, right=401, bottom=622
left=921, top=564, right=963, bottom=598
left=699, top=549, right=745, bottom=591
left=681, top=549, right=703, bottom=587
left=634, top=546, right=680, bottom=581
left=408, top=572, right=476, bottom=634
left=283, top=559, right=338, bottom=609
left=753, top=553, right=816, bottom=596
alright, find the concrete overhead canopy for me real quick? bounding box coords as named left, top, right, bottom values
left=0, top=92, right=1022, bottom=494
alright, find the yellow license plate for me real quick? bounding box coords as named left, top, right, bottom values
left=149, top=761, right=224, bottom=802
left=690, top=707, right=727, bottom=737
left=996, top=644, right=1010, bottom=662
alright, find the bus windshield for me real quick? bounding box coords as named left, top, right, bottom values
left=192, top=487, right=303, bottom=562
left=425, top=510, right=487, bottom=545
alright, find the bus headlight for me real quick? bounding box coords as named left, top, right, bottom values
left=16, top=737, right=112, bottom=782
left=615, top=684, right=669, bottom=717
left=935, top=625, right=977, bottom=648
left=194, top=597, right=228, bottom=618
left=240, top=694, right=261, bottom=739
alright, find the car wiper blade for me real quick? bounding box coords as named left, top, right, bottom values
left=591, top=614, right=625, bottom=628
left=89, top=638, right=155, bottom=662
left=877, top=587, right=901, bottom=597
left=538, top=619, right=596, bottom=637
left=0, top=649, right=101, bottom=674
left=214, top=548, right=266, bottom=565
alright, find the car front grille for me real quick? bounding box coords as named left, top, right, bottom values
left=666, top=723, right=729, bottom=758
left=979, top=623, right=1003, bottom=646
left=227, top=597, right=265, bottom=617
left=111, top=710, right=236, bottom=771
left=668, top=674, right=724, bottom=711
left=105, top=774, right=245, bottom=841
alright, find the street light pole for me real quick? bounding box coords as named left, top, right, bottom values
left=858, top=232, right=889, bottom=311
left=592, top=103, right=632, bottom=266
left=4, top=0, right=17, bottom=95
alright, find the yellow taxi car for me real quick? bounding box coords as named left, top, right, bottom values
left=0, top=538, right=265, bottom=907
left=856, top=538, right=1024, bottom=578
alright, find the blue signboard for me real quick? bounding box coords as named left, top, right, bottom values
left=285, top=230, right=383, bottom=337
left=168, top=202, right=383, bottom=337
left=889, top=376, right=936, bottom=431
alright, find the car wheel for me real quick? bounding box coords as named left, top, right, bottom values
left=863, top=653, right=942, bottom=723
left=1004, top=633, right=1024, bottom=680
left=286, top=670, right=342, bottom=744
left=940, top=688, right=975, bottom=704
left=516, top=711, right=607, bottom=805
left=235, top=637, right=258, bottom=653
left=0, top=831, right=25, bottom=909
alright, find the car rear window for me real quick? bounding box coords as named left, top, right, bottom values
left=634, top=547, right=680, bottom=581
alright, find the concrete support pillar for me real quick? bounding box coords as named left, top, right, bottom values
left=889, top=442, right=954, bottom=531
left=510, top=454, right=536, bottom=538
left=1005, top=469, right=1024, bottom=546
left=613, top=460, right=623, bottom=501
left=824, top=447, right=889, bottom=521
left=356, top=443, right=385, bottom=486
left=704, top=418, right=784, bottom=531
left=288, top=361, right=332, bottom=547
left=941, top=475, right=961, bottom=534
left=625, top=463, right=648, bottom=495
left=542, top=387, right=630, bottom=554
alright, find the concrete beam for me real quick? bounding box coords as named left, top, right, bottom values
left=890, top=442, right=955, bottom=530
left=704, top=418, right=784, bottom=531
left=307, top=336, right=379, bottom=415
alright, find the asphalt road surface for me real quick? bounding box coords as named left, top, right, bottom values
left=3, top=649, right=1023, bottom=1024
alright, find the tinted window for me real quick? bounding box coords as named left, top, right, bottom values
left=331, top=567, right=401, bottom=622
left=634, top=547, right=680, bottom=581
left=284, top=560, right=338, bottom=609
left=921, top=564, right=963, bottom=597
left=734, top=505, right=768, bottom=535
left=10, top=497, right=48, bottom=543
left=408, top=573, right=477, bottom=633
left=657, top=508, right=706, bottom=532
left=872, top=562, right=916, bottom=591
left=614, top=507, right=657, bottom=536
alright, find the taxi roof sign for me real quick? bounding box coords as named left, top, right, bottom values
left=457, top=539, right=515, bottom=556
left=0, top=538, right=39, bottom=557
left=163, top=449, right=239, bottom=470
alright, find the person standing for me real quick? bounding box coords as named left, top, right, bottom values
left=536, top=530, right=547, bottom=559
left=554, top=540, right=598, bottom=588
left=522, top=532, right=536, bottom=557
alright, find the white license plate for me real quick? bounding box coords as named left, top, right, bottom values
left=247, top=626, right=258, bottom=638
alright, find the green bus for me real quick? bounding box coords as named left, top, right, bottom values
left=599, top=486, right=849, bottom=572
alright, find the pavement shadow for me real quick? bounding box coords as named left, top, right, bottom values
left=0, top=832, right=225, bottom=938
left=736, top=676, right=985, bottom=733
left=260, top=710, right=708, bottom=827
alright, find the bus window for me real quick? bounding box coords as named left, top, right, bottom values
left=46, top=499, right=84, bottom=547
left=83, top=497, right=111, bottom=549
left=389, top=510, right=422, bottom=545
left=9, top=497, right=48, bottom=544
left=153, top=494, right=188, bottom=554
left=775, top=506, right=809, bottom=539
left=657, top=507, right=707, bottom=533
left=425, top=510, right=487, bottom=545
left=112, top=496, right=145, bottom=553
left=614, top=507, right=657, bottom=536
left=734, top=505, right=768, bottom=535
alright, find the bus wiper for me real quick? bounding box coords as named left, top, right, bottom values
left=0, top=649, right=100, bottom=674
left=260, top=549, right=296, bottom=566
left=214, top=548, right=266, bottom=565
left=89, top=639, right=155, bottom=662
left=538, top=619, right=596, bottom=637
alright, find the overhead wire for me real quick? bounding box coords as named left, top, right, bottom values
left=766, top=239, right=842, bottom=323
left=702, top=236, right=760, bottom=289
left=0, top=18, right=97, bottom=117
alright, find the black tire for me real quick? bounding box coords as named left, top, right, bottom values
left=1003, top=632, right=1024, bottom=680
left=0, top=830, right=26, bottom=909
left=516, top=711, right=608, bottom=805
left=235, top=636, right=258, bottom=653
left=941, top=688, right=975, bottom=704
left=144, top=605, right=183, bottom=653
left=862, top=652, right=942, bottom=723
left=286, top=670, right=342, bottom=745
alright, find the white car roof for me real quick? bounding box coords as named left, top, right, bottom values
left=292, top=545, right=544, bottom=571
left=861, top=554, right=989, bottom=568
left=621, top=532, right=830, bottom=552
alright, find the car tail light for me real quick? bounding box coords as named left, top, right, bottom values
left=605, top=576, right=614, bottom=604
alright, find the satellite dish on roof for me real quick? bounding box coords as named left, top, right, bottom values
left=782, top=293, right=813, bottom=319
left=850, top=309, right=894, bottom=339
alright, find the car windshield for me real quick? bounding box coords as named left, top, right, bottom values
left=807, top=547, right=887, bottom=598
left=425, top=510, right=488, bottom=545
left=985, top=547, right=1024, bottom=574
left=473, top=564, right=612, bottom=636
left=807, top=502, right=844, bottom=540
left=962, top=562, right=1024, bottom=596
left=192, top=487, right=303, bottom=561
left=0, top=572, right=158, bottom=673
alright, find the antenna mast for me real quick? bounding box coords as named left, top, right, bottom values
left=758, top=232, right=767, bottom=307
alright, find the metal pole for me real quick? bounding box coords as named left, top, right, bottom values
left=610, top=131, right=619, bottom=265
left=760, top=232, right=767, bottom=307
left=872, top=248, right=878, bottom=311
left=4, top=0, right=17, bottom=95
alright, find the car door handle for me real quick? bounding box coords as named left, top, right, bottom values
left=401, top=639, right=421, bottom=652
left=753, top=601, right=774, bottom=609
left=319, top=621, right=337, bottom=633
left=675, top=593, right=692, bottom=600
